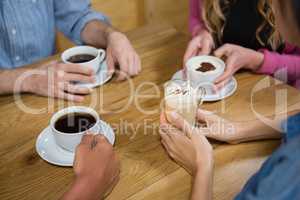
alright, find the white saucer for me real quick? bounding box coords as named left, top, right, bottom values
left=172, top=70, right=237, bottom=102
left=78, top=60, right=113, bottom=88
left=36, top=120, right=115, bottom=167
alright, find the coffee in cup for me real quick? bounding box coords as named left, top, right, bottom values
left=196, top=62, right=216, bottom=72
left=186, top=56, right=225, bottom=95
left=67, top=54, right=96, bottom=64
left=186, top=56, right=225, bottom=87
left=51, top=106, right=103, bottom=152
left=61, top=46, right=106, bottom=73
left=54, top=112, right=97, bottom=134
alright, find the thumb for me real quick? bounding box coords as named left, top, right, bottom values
left=106, top=51, right=115, bottom=76
left=167, top=111, right=195, bottom=138
left=160, top=112, right=168, bottom=124
left=214, top=55, right=235, bottom=84
left=184, top=40, right=199, bottom=65
left=199, top=39, right=212, bottom=55
left=44, top=60, right=60, bottom=68
left=197, top=109, right=219, bottom=124
left=214, top=45, right=231, bottom=58
left=182, top=68, right=188, bottom=80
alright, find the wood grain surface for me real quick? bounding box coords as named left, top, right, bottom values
left=1, top=24, right=299, bottom=200
left=55, top=0, right=189, bottom=52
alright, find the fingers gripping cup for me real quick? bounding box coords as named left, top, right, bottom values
left=164, top=80, right=205, bottom=127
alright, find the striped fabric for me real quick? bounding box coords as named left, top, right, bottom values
left=0, top=0, right=109, bottom=69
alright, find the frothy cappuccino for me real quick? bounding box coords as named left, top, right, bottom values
left=164, top=81, right=202, bottom=126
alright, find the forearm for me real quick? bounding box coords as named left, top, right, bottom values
left=81, top=20, right=116, bottom=49
left=257, top=50, right=300, bottom=81
left=234, top=119, right=282, bottom=143
left=61, top=177, right=104, bottom=200
left=191, top=166, right=213, bottom=200
left=231, top=111, right=299, bottom=143
left=0, top=68, right=31, bottom=94
left=189, top=0, right=206, bottom=36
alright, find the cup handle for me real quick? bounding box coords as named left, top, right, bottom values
left=194, top=84, right=207, bottom=105
left=87, top=121, right=100, bottom=134
left=88, top=122, right=113, bottom=144
left=98, top=49, right=106, bottom=63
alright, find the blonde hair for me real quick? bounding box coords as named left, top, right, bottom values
left=201, top=0, right=282, bottom=50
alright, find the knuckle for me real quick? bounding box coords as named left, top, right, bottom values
left=169, top=152, right=175, bottom=159
left=174, top=118, right=183, bottom=126
left=51, top=74, right=58, bottom=83
left=53, top=70, right=58, bottom=78
left=96, top=134, right=107, bottom=142
left=53, top=89, right=59, bottom=96
left=189, top=40, right=196, bottom=47
left=57, top=63, right=65, bottom=70
left=75, top=144, right=85, bottom=152
left=57, top=70, right=65, bottom=79
left=82, top=134, right=93, bottom=141
left=113, top=152, right=119, bottom=162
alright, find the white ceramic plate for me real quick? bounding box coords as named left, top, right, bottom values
left=172, top=70, right=237, bottom=102
left=36, top=120, right=115, bottom=167
left=77, top=60, right=112, bottom=88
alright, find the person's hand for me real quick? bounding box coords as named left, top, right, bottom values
left=159, top=111, right=213, bottom=176
left=24, top=61, right=95, bottom=102
left=63, top=134, right=120, bottom=200
left=213, top=44, right=264, bottom=90
left=106, top=31, right=141, bottom=81
left=183, top=29, right=215, bottom=65
left=196, top=109, right=285, bottom=144
left=195, top=109, right=239, bottom=144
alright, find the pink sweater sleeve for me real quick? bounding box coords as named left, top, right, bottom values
left=189, top=0, right=206, bottom=36
left=257, top=44, right=300, bottom=83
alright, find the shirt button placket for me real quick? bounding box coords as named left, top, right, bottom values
left=12, top=29, right=17, bottom=35
left=11, top=28, right=21, bottom=64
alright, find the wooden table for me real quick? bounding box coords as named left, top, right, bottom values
left=1, top=24, right=300, bottom=200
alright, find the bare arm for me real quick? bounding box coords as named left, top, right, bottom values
left=0, top=19, right=110, bottom=96
left=0, top=68, right=32, bottom=95
left=198, top=109, right=299, bottom=144
left=62, top=177, right=105, bottom=200
left=61, top=134, right=120, bottom=200
left=81, top=20, right=115, bottom=49
left=159, top=112, right=214, bottom=200
left=232, top=118, right=282, bottom=144
left=191, top=166, right=213, bottom=200
left=230, top=110, right=300, bottom=144
left=81, top=19, right=141, bottom=81
left=0, top=61, right=95, bottom=102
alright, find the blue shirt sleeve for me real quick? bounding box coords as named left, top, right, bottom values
left=54, top=0, right=110, bottom=45
left=281, top=113, right=300, bottom=143
left=235, top=113, right=300, bottom=200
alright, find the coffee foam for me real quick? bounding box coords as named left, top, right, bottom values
left=165, top=82, right=197, bottom=98
left=165, top=83, right=198, bottom=113
left=191, top=60, right=221, bottom=74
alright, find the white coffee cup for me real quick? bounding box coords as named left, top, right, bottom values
left=186, top=56, right=225, bottom=88
left=61, top=46, right=106, bottom=73
left=50, top=106, right=112, bottom=152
